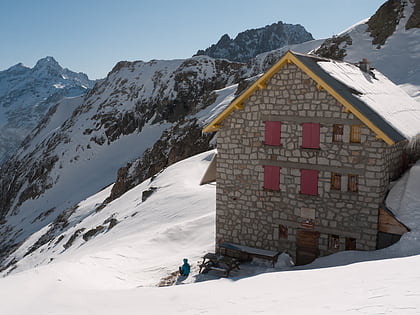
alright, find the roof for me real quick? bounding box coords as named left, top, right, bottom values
left=202, top=51, right=420, bottom=145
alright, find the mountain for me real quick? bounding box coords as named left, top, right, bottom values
left=0, top=57, right=96, bottom=163
left=0, top=0, right=420, bottom=273
left=0, top=151, right=419, bottom=314
left=314, top=0, right=420, bottom=98
left=195, top=21, right=314, bottom=62
left=0, top=56, right=247, bottom=266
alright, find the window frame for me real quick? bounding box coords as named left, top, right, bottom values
left=300, top=169, right=318, bottom=196
left=302, top=122, right=320, bottom=149
left=331, top=172, right=342, bottom=191
left=350, top=125, right=361, bottom=143
left=328, top=234, right=340, bottom=250
left=279, top=225, right=288, bottom=239
left=348, top=174, right=359, bottom=192
left=264, top=121, right=281, bottom=146
left=345, top=237, right=357, bottom=250
left=264, top=165, right=281, bottom=191
left=333, top=124, right=344, bottom=142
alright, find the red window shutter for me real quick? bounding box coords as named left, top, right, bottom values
left=264, top=165, right=280, bottom=190
left=265, top=121, right=281, bottom=145
left=301, top=169, right=318, bottom=195
left=302, top=123, right=320, bottom=148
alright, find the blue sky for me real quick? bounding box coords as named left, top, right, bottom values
left=0, top=0, right=386, bottom=79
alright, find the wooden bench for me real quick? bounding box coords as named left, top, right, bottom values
left=218, top=242, right=281, bottom=267
left=199, top=252, right=240, bottom=277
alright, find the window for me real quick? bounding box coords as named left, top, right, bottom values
left=328, top=234, right=340, bottom=250
left=333, top=124, right=343, bottom=142
left=300, top=169, right=318, bottom=195
left=331, top=172, right=342, bottom=190
left=345, top=237, right=356, bottom=250
left=279, top=225, right=288, bottom=239
left=264, top=165, right=280, bottom=191
left=302, top=123, right=320, bottom=149
left=350, top=125, right=361, bottom=143
left=348, top=175, right=359, bottom=192
left=264, top=121, right=281, bottom=145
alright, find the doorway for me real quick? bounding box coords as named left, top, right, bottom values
left=296, top=229, right=320, bottom=265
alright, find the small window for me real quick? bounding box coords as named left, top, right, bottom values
left=350, top=125, right=361, bottom=143
left=328, top=234, right=340, bottom=250
left=331, top=173, right=342, bottom=191
left=279, top=225, right=288, bottom=239
left=264, top=165, right=280, bottom=191
left=300, top=169, right=318, bottom=195
left=345, top=237, right=356, bottom=250
left=302, top=123, right=320, bottom=149
left=333, top=124, right=343, bottom=142
left=264, top=121, right=281, bottom=146
left=348, top=175, right=359, bottom=192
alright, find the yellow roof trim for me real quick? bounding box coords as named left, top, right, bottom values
left=289, top=54, right=394, bottom=145
left=202, top=51, right=395, bottom=145
left=202, top=52, right=292, bottom=133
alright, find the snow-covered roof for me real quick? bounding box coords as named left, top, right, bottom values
left=203, top=51, right=420, bottom=144
left=303, top=54, right=420, bottom=141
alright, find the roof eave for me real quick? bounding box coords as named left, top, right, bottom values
left=202, top=50, right=402, bottom=145
left=202, top=51, right=295, bottom=133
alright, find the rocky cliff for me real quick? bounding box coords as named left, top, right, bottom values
left=0, top=57, right=96, bottom=163
left=195, top=21, right=314, bottom=63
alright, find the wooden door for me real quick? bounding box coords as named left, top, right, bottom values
left=296, top=230, right=320, bottom=265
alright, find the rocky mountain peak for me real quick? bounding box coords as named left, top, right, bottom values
left=32, top=56, right=65, bottom=77
left=195, top=21, right=314, bottom=63
left=34, top=56, right=60, bottom=68
left=0, top=56, right=96, bottom=163
left=5, top=63, right=30, bottom=75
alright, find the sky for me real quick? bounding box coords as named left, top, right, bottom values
left=0, top=0, right=387, bottom=79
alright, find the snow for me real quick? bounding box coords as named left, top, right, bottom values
left=335, top=0, right=420, bottom=92
left=0, top=150, right=420, bottom=314
left=318, top=60, right=420, bottom=140
left=386, top=160, right=420, bottom=230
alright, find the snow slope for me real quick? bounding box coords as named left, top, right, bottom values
left=317, top=0, right=420, bottom=100
left=0, top=57, right=95, bottom=162
left=0, top=150, right=420, bottom=314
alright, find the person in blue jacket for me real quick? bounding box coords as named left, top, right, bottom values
left=179, top=258, right=190, bottom=276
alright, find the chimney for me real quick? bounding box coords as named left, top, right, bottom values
left=359, top=58, right=370, bottom=73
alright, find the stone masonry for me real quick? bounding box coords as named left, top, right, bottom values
left=215, top=62, right=408, bottom=262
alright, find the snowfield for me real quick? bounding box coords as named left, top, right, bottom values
left=0, top=151, right=419, bottom=314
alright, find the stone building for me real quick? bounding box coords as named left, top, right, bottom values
left=202, top=51, right=420, bottom=265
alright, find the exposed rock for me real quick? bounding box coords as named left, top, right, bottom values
left=63, top=228, right=86, bottom=249
left=142, top=187, right=158, bottom=202
left=0, top=57, right=95, bottom=163
left=367, top=0, right=405, bottom=46
left=314, top=35, right=353, bottom=60
left=195, top=21, right=313, bottom=62
left=406, top=0, right=420, bottom=29
left=106, top=119, right=214, bottom=203
left=83, top=226, right=105, bottom=241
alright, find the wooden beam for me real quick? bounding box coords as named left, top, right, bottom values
left=378, top=208, right=409, bottom=235
left=234, top=103, right=244, bottom=109
left=258, top=82, right=267, bottom=90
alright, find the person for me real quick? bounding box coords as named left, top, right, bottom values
left=179, top=258, right=190, bottom=276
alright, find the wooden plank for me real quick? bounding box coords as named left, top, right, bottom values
left=296, top=230, right=320, bottom=266
left=378, top=208, right=409, bottom=235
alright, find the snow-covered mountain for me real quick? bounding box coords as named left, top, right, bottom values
left=0, top=0, right=420, bottom=276
left=0, top=56, right=248, bottom=266
left=195, top=21, right=314, bottom=63
left=0, top=151, right=419, bottom=314
left=0, top=57, right=96, bottom=163
left=314, top=0, right=420, bottom=99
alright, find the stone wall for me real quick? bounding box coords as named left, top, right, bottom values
left=216, top=62, right=402, bottom=262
